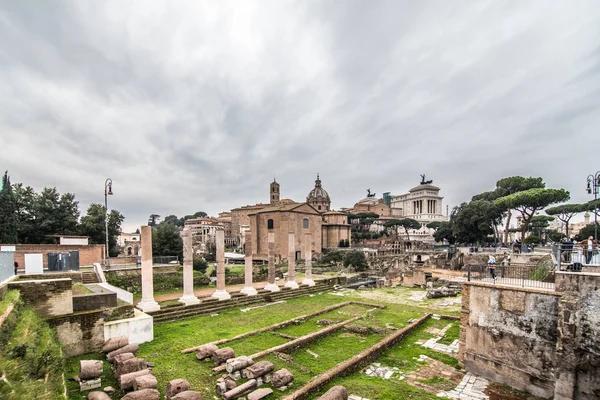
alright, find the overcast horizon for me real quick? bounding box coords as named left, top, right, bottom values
left=1, top=1, right=599, bottom=232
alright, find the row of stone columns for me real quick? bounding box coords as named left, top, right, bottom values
left=137, top=226, right=316, bottom=313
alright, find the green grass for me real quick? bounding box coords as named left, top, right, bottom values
left=64, top=290, right=463, bottom=399
left=0, top=290, right=20, bottom=317
left=437, top=321, right=460, bottom=345
left=72, top=283, right=93, bottom=295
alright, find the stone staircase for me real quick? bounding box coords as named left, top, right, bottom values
left=81, top=270, right=100, bottom=284
left=148, top=280, right=335, bottom=324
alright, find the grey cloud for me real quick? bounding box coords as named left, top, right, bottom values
left=1, top=0, right=599, bottom=231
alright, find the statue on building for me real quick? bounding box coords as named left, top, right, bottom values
left=420, top=174, right=433, bottom=185
left=366, top=189, right=376, bottom=198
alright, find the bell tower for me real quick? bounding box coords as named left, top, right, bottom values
left=270, top=178, right=280, bottom=205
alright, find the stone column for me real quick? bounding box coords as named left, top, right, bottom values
left=302, top=232, right=315, bottom=286
left=264, top=232, right=280, bottom=292
left=285, top=232, right=299, bottom=289
left=211, top=228, right=231, bottom=300
left=240, top=230, right=258, bottom=296
left=136, top=226, right=160, bottom=312
left=179, top=228, right=200, bottom=305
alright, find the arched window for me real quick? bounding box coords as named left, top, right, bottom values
left=303, top=218, right=309, bottom=229
left=318, top=205, right=321, bottom=211
left=268, top=219, right=274, bottom=229
left=127, top=247, right=132, bottom=256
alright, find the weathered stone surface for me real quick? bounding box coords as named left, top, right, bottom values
left=133, top=374, right=158, bottom=391
left=120, top=388, right=160, bottom=400
left=271, top=368, right=293, bottom=388
left=216, top=376, right=237, bottom=396
left=107, top=344, right=139, bottom=362
left=226, top=356, right=254, bottom=373
left=116, top=358, right=147, bottom=377
left=80, top=360, right=103, bottom=380
left=166, top=378, right=191, bottom=400
left=118, top=369, right=152, bottom=390
left=317, top=386, right=348, bottom=400
left=244, top=361, right=275, bottom=379
left=344, top=325, right=370, bottom=335
left=223, top=379, right=257, bottom=400
left=88, top=391, right=110, bottom=400
left=247, top=388, right=273, bottom=400
left=80, top=378, right=101, bottom=391
left=212, top=347, right=235, bottom=365
left=101, top=335, right=129, bottom=353
left=171, top=391, right=203, bottom=400
left=103, top=386, right=115, bottom=395
left=196, top=344, right=219, bottom=360
left=113, top=352, right=135, bottom=365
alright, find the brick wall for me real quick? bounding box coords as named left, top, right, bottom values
left=6, top=244, right=104, bottom=272
left=8, top=278, right=73, bottom=317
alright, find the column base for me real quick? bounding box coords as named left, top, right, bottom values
left=264, top=283, right=281, bottom=292
left=240, top=286, right=258, bottom=296
left=178, top=295, right=201, bottom=306
left=284, top=280, right=299, bottom=289
left=136, top=300, right=161, bottom=313
left=211, top=289, right=232, bottom=301
left=302, top=279, right=315, bottom=287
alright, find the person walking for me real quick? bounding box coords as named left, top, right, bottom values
left=488, top=255, right=496, bottom=281
left=586, top=236, right=597, bottom=264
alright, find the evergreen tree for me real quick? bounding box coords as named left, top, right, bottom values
left=79, top=203, right=124, bottom=256
left=0, top=171, right=18, bottom=243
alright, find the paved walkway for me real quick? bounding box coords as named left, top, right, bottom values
left=134, top=276, right=329, bottom=304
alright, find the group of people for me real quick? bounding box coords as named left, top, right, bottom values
left=561, top=236, right=597, bottom=265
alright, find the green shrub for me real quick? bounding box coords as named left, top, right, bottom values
left=193, top=257, right=208, bottom=273
left=343, top=250, right=369, bottom=271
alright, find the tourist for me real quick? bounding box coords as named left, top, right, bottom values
left=586, top=236, right=596, bottom=264
left=488, top=255, right=496, bottom=281
left=14, top=261, right=18, bottom=275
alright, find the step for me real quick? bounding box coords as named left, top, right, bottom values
left=151, top=297, right=267, bottom=318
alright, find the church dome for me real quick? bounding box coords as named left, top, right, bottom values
left=307, top=174, right=330, bottom=201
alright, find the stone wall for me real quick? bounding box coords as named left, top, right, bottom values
left=19, top=271, right=83, bottom=283
left=73, top=292, right=117, bottom=312
left=47, top=304, right=135, bottom=356
left=8, top=278, right=73, bottom=317
left=460, top=273, right=600, bottom=400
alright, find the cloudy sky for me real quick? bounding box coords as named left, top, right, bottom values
left=1, top=1, right=599, bottom=232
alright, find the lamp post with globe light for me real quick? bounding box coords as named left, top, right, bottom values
left=104, top=178, right=113, bottom=266
left=586, top=171, right=600, bottom=241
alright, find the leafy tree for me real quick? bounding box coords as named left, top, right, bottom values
left=342, top=250, right=368, bottom=271
left=475, top=176, right=545, bottom=243
left=528, top=215, right=554, bottom=240
left=451, top=200, right=503, bottom=244
left=494, top=188, right=570, bottom=239
left=12, top=183, right=37, bottom=243
left=582, top=200, right=599, bottom=218
left=148, top=214, right=161, bottom=227
left=384, top=218, right=422, bottom=242
left=79, top=204, right=124, bottom=256
left=432, top=221, right=455, bottom=244
left=184, top=211, right=208, bottom=220
left=575, top=223, right=599, bottom=242
left=152, top=223, right=183, bottom=260
left=545, top=203, right=585, bottom=237
left=163, top=214, right=184, bottom=227
left=0, top=171, right=17, bottom=243
left=322, top=250, right=345, bottom=264
left=523, top=234, right=540, bottom=245
left=32, top=187, right=80, bottom=242
left=426, top=221, right=443, bottom=230
left=546, top=229, right=564, bottom=242
left=193, top=257, right=208, bottom=273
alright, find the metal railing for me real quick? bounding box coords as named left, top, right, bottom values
left=554, top=243, right=600, bottom=271
left=467, top=263, right=555, bottom=290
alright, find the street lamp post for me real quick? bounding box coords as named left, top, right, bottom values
left=586, top=171, right=600, bottom=241
left=104, top=178, right=113, bottom=267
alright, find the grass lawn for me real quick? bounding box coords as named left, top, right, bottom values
left=64, top=287, right=462, bottom=399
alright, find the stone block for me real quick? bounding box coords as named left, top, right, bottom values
left=80, top=378, right=101, bottom=391
left=248, top=388, right=273, bottom=400
left=166, top=378, right=191, bottom=399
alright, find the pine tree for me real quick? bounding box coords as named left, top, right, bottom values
left=0, top=171, right=18, bottom=243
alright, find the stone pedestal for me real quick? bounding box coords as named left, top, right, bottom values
left=212, top=229, right=231, bottom=300
left=302, top=232, right=315, bottom=286
left=179, top=228, right=200, bottom=305
left=137, top=226, right=160, bottom=312
left=241, top=230, right=258, bottom=296
left=264, top=232, right=280, bottom=292
left=284, top=232, right=299, bottom=289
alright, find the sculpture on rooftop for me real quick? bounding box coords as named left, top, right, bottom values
left=366, top=189, right=376, bottom=198
left=420, top=174, right=433, bottom=185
